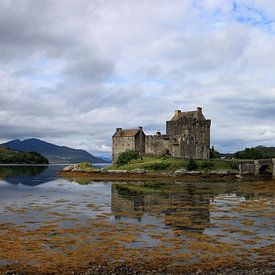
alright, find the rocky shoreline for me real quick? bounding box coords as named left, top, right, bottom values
left=60, top=164, right=267, bottom=182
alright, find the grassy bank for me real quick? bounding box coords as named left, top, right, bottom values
left=106, top=155, right=239, bottom=173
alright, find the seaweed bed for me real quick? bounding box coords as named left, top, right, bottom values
left=0, top=176, right=274, bottom=274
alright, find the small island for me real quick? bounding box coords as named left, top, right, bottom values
left=0, top=146, right=49, bottom=164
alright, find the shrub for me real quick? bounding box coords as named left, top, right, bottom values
left=187, top=159, right=198, bottom=171
left=144, top=162, right=171, bottom=171
left=230, top=162, right=238, bottom=170
left=200, top=161, right=215, bottom=170
left=116, top=150, right=140, bottom=165
left=210, top=148, right=220, bottom=159
left=78, top=162, right=93, bottom=170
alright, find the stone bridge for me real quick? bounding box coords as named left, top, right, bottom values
left=238, top=159, right=275, bottom=178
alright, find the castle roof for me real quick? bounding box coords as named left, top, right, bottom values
left=113, top=128, right=141, bottom=137
left=171, top=108, right=206, bottom=121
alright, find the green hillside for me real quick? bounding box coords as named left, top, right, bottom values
left=0, top=146, right=49, bottom=164
left=234, top=146, right=275, bottom=159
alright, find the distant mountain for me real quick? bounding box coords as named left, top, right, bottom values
left=98, top=156, right=112, bottom=163
left=1, top=139, right=107, bottom=164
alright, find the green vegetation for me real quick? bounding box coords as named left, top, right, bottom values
left=0, top=146, right=48, bottom=164
left=78, top=162, right=93, bottom=170
left=234, top=147, right=265, bottom=159
left=234, top=146, right=275, bottom=159
left=210, top=147, right=220, bottom=159
left=116, top=150, right=140, bottom=165
left=108, top=155, right=238, bottom=173
left=187, top=159, right=198, bottom=171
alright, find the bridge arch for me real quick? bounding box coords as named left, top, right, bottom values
left=259, top=163, right=272, bottom=176
left=254, top=159, right=274, bottom=178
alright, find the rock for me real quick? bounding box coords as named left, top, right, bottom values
left=186, top=171, right=201, bottom=174
left=236, top=173, right=243, bottom=179
left=174, top=168, right=187, bottom=176
left=62, top=165, right=75, bottom=172
left=71, top=167, right=83, bottom=172
left=130, top=168, right=148, bottom=174
left=209, top=169, right=229, bottom=175
left=107, top=170, right=128, bottom=174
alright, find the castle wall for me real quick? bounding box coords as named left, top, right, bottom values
left=145, top=135, right=173, bottom=155
left=166, top=120, right=210, bottom=145
left=145, top=136, right=209, bottom=159
left=165, top=118, right=210, bottom=159
left=112, top=136, right=135, bottom=163
left=135, top=131, right=146, bottom=154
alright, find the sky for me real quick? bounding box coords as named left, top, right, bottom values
left=0, top=0, right=275, bottom=157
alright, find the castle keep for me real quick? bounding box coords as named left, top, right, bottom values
left=112, top=107, right=211, bottom=163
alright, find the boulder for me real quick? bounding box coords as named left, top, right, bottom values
left=235, top=174, right=243, bottom=179
left=186, top=171, right=201, bottom=175
left=107, top=170, right=129, bottom=174
left=130, top=168, right=148, bottom=174
left=174, top=168, right=187, bottom=176
left=62, top=165, right=75, bottom=172
left=208, top=170, right=229, bottom=175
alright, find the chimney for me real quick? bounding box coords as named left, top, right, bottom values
left=156, top=131, right=161, bottom=136
left=175, top=110, right=181, bottom=116
left=138, top=126, right=143, bottom=130
left=197, top=107, right=202, bottom=115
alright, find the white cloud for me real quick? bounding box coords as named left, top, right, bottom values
left=0, top=0, right=274, bottom=155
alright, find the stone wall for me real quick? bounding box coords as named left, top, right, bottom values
left=112, top=130, right=145, bottom=163
left=144, top=135, right=209, bottom=159
left=135, top=131, right=146, bottom=154
left=145, top=135, right=172, bottom=155
left=238, top=162, right=255, bottom=175
left=166, top=119, right=211, bottom=146
left=112, top=136, right=135, bottom=163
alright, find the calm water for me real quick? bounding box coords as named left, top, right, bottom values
left=0, top=165, right=274, bottom=268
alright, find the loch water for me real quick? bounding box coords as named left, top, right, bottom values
left=0, top=165, right=274, bottom=270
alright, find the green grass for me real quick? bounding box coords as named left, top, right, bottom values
left=107, top=156, right=237, bottom=172
left=78, top=162, right=93, bottom=170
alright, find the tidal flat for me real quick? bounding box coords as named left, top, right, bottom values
left=0, top=165, right=274, bottom=274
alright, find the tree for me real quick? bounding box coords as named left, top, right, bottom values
left=234, top=147, right=265, bottom=160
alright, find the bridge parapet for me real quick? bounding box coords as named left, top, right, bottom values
left=238, top=161, right=255, bottom=174
left=238, top=159, right=274, bottom=178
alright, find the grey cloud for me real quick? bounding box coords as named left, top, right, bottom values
left=0, top=0, right=275, bottom=156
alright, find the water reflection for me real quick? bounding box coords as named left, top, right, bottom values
left=0, top=165, right=62, bottom=186
left=111, top=183, right=211, bottom=233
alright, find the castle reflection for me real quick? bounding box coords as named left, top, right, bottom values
left=111, top=182, right=211, bottom=233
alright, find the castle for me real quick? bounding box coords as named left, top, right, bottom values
left=112, top=107, right=211, bottom=163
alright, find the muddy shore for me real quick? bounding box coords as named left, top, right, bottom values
left=59, top=170, right=270, bottom=182
left=1, top=259, right=274, bottom=274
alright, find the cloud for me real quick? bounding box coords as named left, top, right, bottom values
left=0, top=0, right=274, bottom=156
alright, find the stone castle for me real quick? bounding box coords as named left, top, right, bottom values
left=112, top=107, right=211, bottom=163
